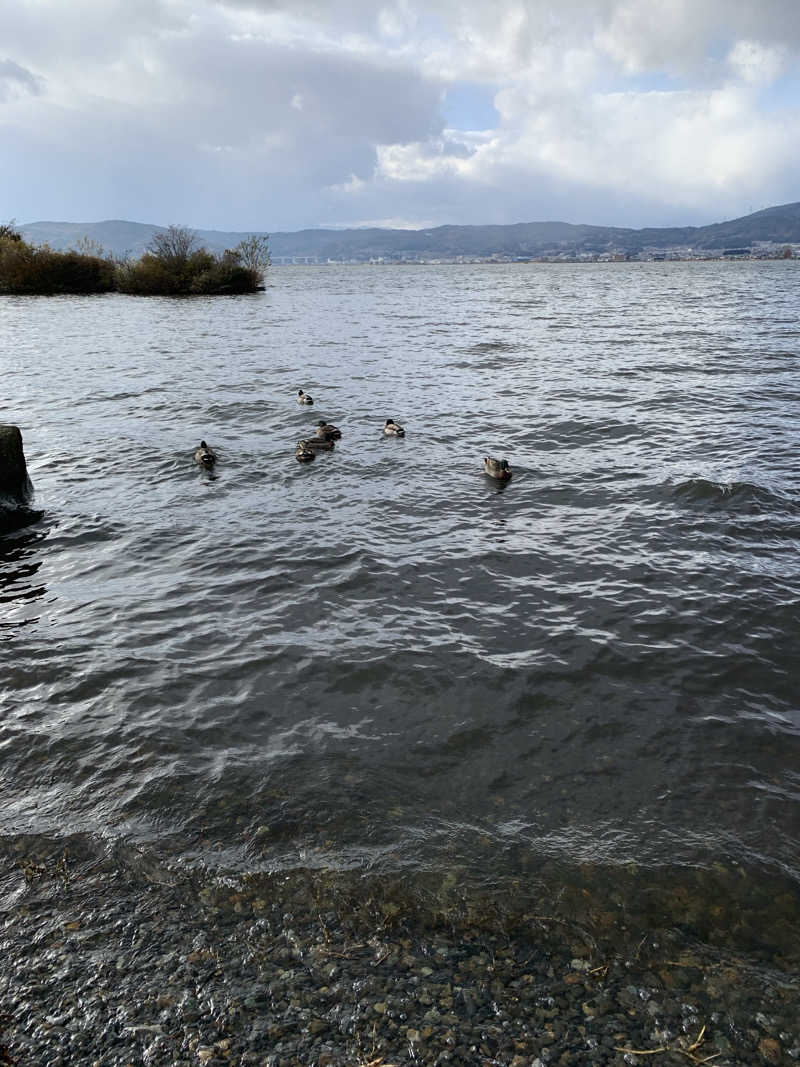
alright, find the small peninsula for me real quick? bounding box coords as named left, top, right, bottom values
left=0, top=223, right=269, bottom=296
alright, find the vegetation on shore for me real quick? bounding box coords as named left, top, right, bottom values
left=0, top=221, right=115, bottom=294
left=0, top=223, right=269, bottom=296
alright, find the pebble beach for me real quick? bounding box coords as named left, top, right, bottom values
left=2, top=840, right=799, bottom=1066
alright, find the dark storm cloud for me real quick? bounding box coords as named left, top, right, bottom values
left=162, top=28, right=444, bottom=165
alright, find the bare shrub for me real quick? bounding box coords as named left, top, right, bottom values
left=148, top=225, right=197, bottom=266
left=234, top=234, right=270, bottom=273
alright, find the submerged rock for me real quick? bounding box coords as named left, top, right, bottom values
left=0, top=424, right=43, bottom=532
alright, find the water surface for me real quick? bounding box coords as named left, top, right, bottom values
left=2, top=261, right=799, bottom=940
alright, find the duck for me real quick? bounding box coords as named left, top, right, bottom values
left=383, top=418, right=405, bottom=437
left=194, top=441, right=217, bottom=468
left=484, top=457, right=512, bottom=480
left=297, top=389, right=314, bottom=405
left=298, top=437, right=335, bottom=452
left=295, top=442, right=316, bottom=463
left=316, top=420, right=342, bottom=440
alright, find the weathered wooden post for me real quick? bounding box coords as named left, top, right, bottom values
left=0, top=424, right=42, bottom=532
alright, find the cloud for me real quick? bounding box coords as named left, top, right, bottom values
left=0, top=58, right=43, bottom=100
left=2, top=0, right=800, bottom=229
left=728, top=40, right=786, bottom=85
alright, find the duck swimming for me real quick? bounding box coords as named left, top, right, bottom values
left=298, top=437, right=335, bottom=451
left=484, top=457, right=512, bottom=480
left=297, top=390, right=314, bottom=405
left=194, top=441, right=217, bottom=468
left=295, top=442, right=316, bottom=462
left=383, top=419, right=405, bottom=437
left=316, top=420, right=341, bottom=440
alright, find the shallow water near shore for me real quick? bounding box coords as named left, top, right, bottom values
left=2, top=261, right=800, bottom=968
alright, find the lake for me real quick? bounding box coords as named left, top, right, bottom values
left=2, top=260, right=799, bottom=956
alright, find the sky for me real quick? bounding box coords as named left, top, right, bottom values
left=2, top=0, right=799, bottom=232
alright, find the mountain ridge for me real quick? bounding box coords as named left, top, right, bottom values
left=18, top=201, right=800, bottom=262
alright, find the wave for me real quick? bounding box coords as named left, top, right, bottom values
left=463, top=339, right=521, bottom=354
left=670, top=477, right=794, bottom=510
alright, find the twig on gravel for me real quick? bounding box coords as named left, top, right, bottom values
left=315, top=942, right=367, bottom=959
left=614, top=1048, right=669, bottom=1057
left=632, top=934, right=648, bottom=960
left=354, top=1023, right=398, bottom=1067
left=614, top=1024, right=722, bottom=1063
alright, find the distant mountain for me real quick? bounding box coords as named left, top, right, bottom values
left=19, top=219, right=251, bottom=260
left=19, top=202, right=800, bottom=262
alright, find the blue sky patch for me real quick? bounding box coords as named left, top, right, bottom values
left=443, top=83, right=500, bottom=131
left=761, top=74, right=800, bottom=112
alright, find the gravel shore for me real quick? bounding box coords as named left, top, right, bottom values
left=2, top=841, right=799, bottom=1066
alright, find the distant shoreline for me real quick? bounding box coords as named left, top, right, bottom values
left=269, top=253, right=797, bottom=264
left=19, top=199, right=800, bottom=263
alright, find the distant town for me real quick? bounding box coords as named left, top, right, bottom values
left=270, top=242, right=799, bottom=265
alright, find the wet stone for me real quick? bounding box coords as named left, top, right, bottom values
left=759, top=1036, right=783, bottom=1064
